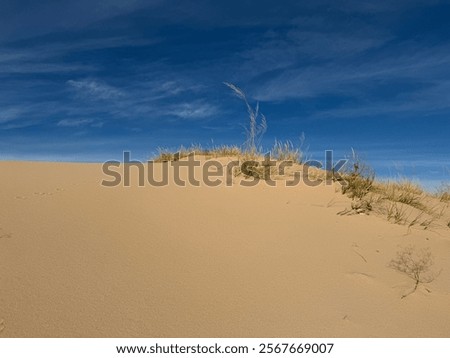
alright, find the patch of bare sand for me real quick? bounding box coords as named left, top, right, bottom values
left=0, top=161, right=449, bottom=337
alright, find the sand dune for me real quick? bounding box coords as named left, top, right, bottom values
left=0, top=161, right=449, bottom=337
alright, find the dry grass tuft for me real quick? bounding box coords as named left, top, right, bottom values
left=341, top=150, right=375, bottom=201
left=385, top=202, right=409, bottom=224
left=271, top=139, right=303, bottom=164
left=437, top=184, right=450, bottom=203
left=374, top=181, right=425, bottom=210
left=153, top=145, right=243, bottom=162
left=209, top=145, right=242, bottom=157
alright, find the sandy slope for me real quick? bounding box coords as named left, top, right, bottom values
left=0, top=161, right=449, bottom=337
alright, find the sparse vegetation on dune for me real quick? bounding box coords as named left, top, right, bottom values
left=437, top=183, right=450, bottom=203
left=338, top=151, right=450, bottom=230
left=154, top=142, right=450, bottom=231
left=271, top=137, right=307, bottom=164
left=340, top=149, right=375, bottom=200
left=152, top=83, right=450, bottom=230
left=374, top=180, right=425, bottom=210
left=271, top=140, right=300, bottom=163
left=152, top=83, right=306, bottom=176
left=153, top=144, right=243, bottom=162
left=152, top=142, right=307, bottom=181
left=385, top=202, right=409, bottom=225
left=209, top=145, right=242, bottom=158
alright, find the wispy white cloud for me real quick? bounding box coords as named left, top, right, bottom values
left=0, top=0, right=162, bottom=44
left=0, top=35, right=159, bottom=75
left=67, top=79, right=124, bottom=100
left=0, top=62, right=94, bottom=74
left=165, top=101, right=218, bottom=119
left=249, top=40, right=450, bottom=112
left=31, top=36, right=160, bottom=55
left=57, top=118, right=94, bottom=127
left=0, top=107, right=24, bottom=123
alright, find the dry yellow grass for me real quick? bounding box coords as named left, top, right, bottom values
left=153, top=144, right=242, bottom=162
left=337, top=155, right=450, bottom=232
left=437, top=184, right=450, bottom=203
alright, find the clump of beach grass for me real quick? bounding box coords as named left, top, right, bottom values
left=341, top=149, right=375, bottom=201
left=437, top=183, right=450, bottom=203
left=271, top=135, right=307, bottom=164
left=373, top=180, right=425, bottom=210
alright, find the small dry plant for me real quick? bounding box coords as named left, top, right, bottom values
left=224, top=82, right=267, bottom=155
left=389, top=246, right=438, bottom=299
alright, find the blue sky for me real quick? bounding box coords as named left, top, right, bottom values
left=0, top=0, right=449, bottom=188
